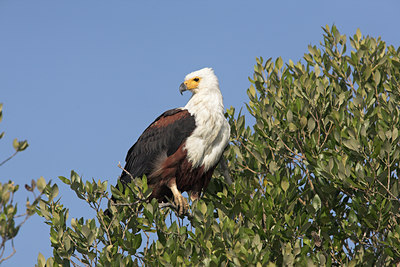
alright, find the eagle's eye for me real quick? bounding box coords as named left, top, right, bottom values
left=193, top=78, right=199, bottom=82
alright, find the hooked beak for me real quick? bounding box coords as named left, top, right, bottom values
left=179, top=82, right=187, bottom=95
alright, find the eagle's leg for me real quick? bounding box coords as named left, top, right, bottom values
left=168, top=179, right=189, bottom=215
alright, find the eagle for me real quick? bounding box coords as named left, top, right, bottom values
left=117, top=68, right=230, bottom=215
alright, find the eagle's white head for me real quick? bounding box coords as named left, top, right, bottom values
left=179, top=67, right=220, bottom=95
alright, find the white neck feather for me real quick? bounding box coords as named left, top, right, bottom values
left=184, top=89, right=224, bottom=116
left=183, top=87, right=230, bottom=170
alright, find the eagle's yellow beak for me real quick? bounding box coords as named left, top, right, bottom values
left=179, top=83, right=187, bottom=95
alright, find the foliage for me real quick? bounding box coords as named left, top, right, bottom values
left=231, top=25, right=400, bottom=265
left=36, top=26, right=400, bottom=266
left=0, top=104, right=46, bottom=264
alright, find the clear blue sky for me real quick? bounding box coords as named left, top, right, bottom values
left=1, top=1, right=399, bottom=265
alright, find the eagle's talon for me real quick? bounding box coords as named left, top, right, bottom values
left=174, top=194, right=189, bottom=216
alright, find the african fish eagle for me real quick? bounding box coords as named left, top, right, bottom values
left=118, top=68, right=230, bottom=215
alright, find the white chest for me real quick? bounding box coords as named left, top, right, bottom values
left=184, top=104, right=230, bottom=170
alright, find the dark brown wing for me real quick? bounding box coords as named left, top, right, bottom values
left=120, top=108, right=196, bottom=185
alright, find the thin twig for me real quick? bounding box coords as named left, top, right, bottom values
left=387, top=153, right=390, bottom=190
left=0, top=151, right=18, bottom=167
left=67, top=236, right=91, bottom=267
left=361, top=150, right=400, bottom=204
left=237, top=162, right=258, bottom=174
left=281, top=139, right=305, bottom=161
left=375, top=177, right=400, bottom=204
left=117, top=162, right=134, bottom=181
left=97, top=210, right=113, bottom=247
left=305, top=168, right=315, bottom=192
left=158, top=202, right=176, bottom=209
left=121, top=212, right=136, bottom=241
left=237, top=139, right=268, bottom=166
left=143, top=231, right=150, bottom=256
left=0, top=240, right=16, bottom=264
left=320, top=123, right=334, bottom=149
left=298, top=198, right=306, bottom=206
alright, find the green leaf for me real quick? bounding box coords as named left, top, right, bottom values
left=199, top=201, right=207, bottom=215
left=312, top=194, right=321, bottom=211
left=276, top=57, right=283, bottom=70
left=293, top=239, right=301, bottom=256
left=373, top=71, right=381, bottom=85
left=110, top=185, right=123, bottom=199
left=288, top=122, right=297, bottom=132
left=319, top=254, right=326, bottom=265
left=355, top=28, right=362, bottom=41
left=58, top=176, right=71, bottom=185
left=133, top=234, right=142, bottom=250
left=392, top=127, right=398, bottom=141
left=37, top=253, right=46, bottom=267
left=281, top=177, right=289, bottom=192
left=300, top=116, right=307, bottom=128
left=37, top=177, right=46, bottom=193
left=49, top=184, right=59, bottom=201
left=248, top=85, right=256, bottom=98
left=314, top=65, right=321, bottom=76
left=12, top=138, right=19, bottom=150
left=45, top=258, right=54, bottom=267
left=269, top=161, right=279, bottom=173
left=287, top=110, right=293, bottom=123
left=348, top=210, right=357, bottom=223
left=343, top=138, right=360, bottom=152
left=307, top=117, right=316, bottom=133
